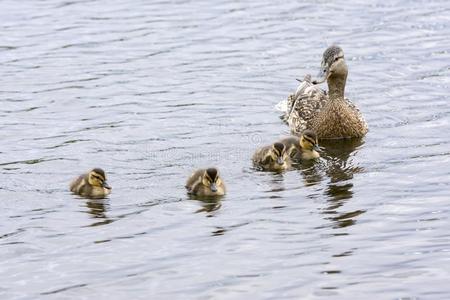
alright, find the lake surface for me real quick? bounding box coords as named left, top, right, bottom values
left=1, top=0, right=449, bottom=299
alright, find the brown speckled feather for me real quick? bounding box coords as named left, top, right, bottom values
left=285, top=75, right=367, bottom=138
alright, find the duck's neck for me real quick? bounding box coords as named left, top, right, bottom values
left=327, top=74, right=347, bottom=101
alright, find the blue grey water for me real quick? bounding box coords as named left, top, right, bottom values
left=1, top=0, right=449, bottom=299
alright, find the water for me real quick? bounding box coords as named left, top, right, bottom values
left=1, top=0, right=449, bottom=299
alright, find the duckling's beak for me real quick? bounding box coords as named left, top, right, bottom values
left=313, top=144, right=321, bottom=152
left=276, top=157, right=284, bottom=165
left=210, top=183, right=218, bottom=193
left=102, top=181, right=111, bottom=190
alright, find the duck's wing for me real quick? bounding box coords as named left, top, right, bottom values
left=252, top=146, right=270, bottom=164
left=276, top=75, right=315, bottom=117
left=344, top=97, right=369, bottom=133
left=70, top=174, right=85, bottom=193
left=286, top=76, right=328, bottom=135
left=186, top=169, right=204, bottom=191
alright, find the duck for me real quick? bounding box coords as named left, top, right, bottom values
left=279, top=129, right=320, bottom=161
left=70, top=168, right=111, bottom=199
left=186, top=167, right=226, bottom=197
left=252, top=142, right=291, bottom=171
left=281, top=45, right=368, bottom=139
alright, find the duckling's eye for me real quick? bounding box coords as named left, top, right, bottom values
left=93, top=176, right=103, bottom=182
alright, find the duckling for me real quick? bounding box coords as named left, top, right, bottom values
left=279, top=130, right=320, bottom=161
left=252, top=142, right=291, bottom=171
left=281, top=46, right=368, bottom=139
left=186, top=167, right=226, bottom=197
left=70, top=168, right=111, bottom=199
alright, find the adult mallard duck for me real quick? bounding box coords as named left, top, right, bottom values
left=279, top=46, right=368, bottom=139
left=70, top=168, right=111, bottom=199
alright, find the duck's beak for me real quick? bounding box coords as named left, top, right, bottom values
left=313, top=144, right=321, bottom=152
left=210, top=183, right=218, bottom=193
left=276, top=157, right=284, bottom=165
left=102, top=181, right=111, bottom=190
left=317, top=67, right=326, bottom=79
left=313, top=63, right=329, bottom=85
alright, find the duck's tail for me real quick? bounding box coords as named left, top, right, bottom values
left=275, top=75, right=312, bottom=114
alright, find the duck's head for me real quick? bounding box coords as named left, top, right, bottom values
left=316, top=45, right=347, bottom=83
left=270, top=142, right=288, bottom=166
left=202, top=168, right=222, bottom=193
left=300, top=130, right=320, bottom=152
left=88, top=168, right=111, bottom=190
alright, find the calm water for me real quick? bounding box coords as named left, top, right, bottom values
left=1, top=0, right=449, bottom=299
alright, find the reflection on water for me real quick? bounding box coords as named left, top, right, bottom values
left=1, top=0, right=449, bottom=298
left=267, top=172, right=286, bottom=193
left=295, top=161, right=323, bottom=186
left=211, top=227, right=227, bottom=236
left=320, top=139, right=366, bottom=228
left=189, top=195, right=223, bottom=214
left=84, top=199, right=113, bottom=227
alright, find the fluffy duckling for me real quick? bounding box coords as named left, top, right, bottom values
left=70, top=168, right=111, bottom=199
left=186, top=167, right=226, bottom=197
left=282, top=45, right=368, bottom=139
left=252, top=142, right=291, bottom=171
left=279, top=130, right=320, bottom=161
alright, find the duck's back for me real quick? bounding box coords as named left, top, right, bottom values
left=186, top=169, right=204, bottom=191
left=70, top=174, right=85, bottom=193
left=278, top=136, right=300, bottom=157
left=252, top=146, right=271, bottom=163
left=284, top=76, right=367, bottom=138
left=285, top=75, right=328, bottom=135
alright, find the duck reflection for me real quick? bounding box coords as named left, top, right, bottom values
left=320, top=138, right=366, bottom=228
left=294, top=159, right=324, bottom=186
left=267, top=172, right=286, bottom=193
left=85, top=199, right=113, bottom=226
left=189, top=195, right=222, bottom=214
left=294, top=138, right=365, bottom=229
left=211, top=226, right=227, bottom=236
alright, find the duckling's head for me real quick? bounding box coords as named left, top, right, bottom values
left=300, top=130, right=320, bottom=151
left=318, top=45, right=347, bottom=81
left=88, top=168, right=111, bottom=190
left=202, top=168, right=222, bottom=193
left=271, top=142, right=288, bottom=166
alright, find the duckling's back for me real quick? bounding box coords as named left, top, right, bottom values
left=252, top=145, right=272, bottom=163
left=185, top=169, right=204, bottom=192
left=278, top=136, right=301, bottom=158
left=70, top=174, right=85, bottom=194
